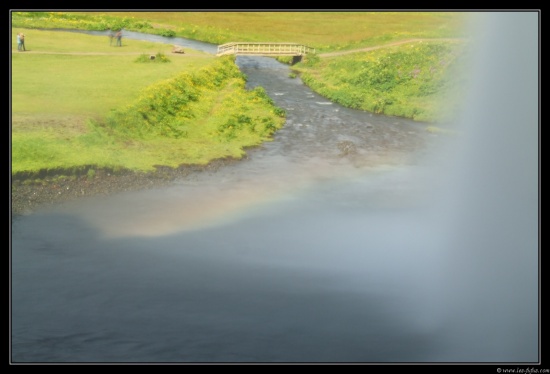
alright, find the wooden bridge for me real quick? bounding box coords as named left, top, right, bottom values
left=217, top=42, right=315, bottom=57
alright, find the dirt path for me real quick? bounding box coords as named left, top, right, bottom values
left=318, top=38, right=466, bottom=57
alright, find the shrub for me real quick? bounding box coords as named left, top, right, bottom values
left=134, top=52, right=171, bottom=63
left=157, top=29, right=176, bottom=37
left=301, top=53, right=320, bottom=66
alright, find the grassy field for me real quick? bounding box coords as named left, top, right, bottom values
left=11, top=12, right=471, bottom=179
left=86, top=11, right=469, bottom=52
left=14, top=11, right=470, bottom=52
left=11, top=28, right=285, bottom=176
left=11, top=29, right=212, bottom=115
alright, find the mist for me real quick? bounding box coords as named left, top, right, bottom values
left=425, top=11, right=539, bottom=361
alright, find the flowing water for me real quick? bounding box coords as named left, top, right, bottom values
left=11, top=14, right=539, bottom=363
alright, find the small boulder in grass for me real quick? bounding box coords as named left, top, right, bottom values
left=172, top=45, right=185, bottom=54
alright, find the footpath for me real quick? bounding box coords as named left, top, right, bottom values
left=318, top=38, right=466, bottom=57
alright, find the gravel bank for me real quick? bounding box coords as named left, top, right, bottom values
left=11, top=159, right=238, bottom=217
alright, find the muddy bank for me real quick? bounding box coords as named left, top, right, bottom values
left=11, top=158, right=239, bottom=217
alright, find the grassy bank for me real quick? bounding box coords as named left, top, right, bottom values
left=11, top=29, right=285, bottom=178
left=293, top=40, right=472, bottom=123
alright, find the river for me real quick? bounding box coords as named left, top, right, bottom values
left=11, top=13, right=539, bottom=364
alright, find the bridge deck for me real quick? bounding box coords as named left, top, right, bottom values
left=217, top=42, right=315, bottom=57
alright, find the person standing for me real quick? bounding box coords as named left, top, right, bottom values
left=19, top=33, right=26, bottom=51
left=17, top=32, right=22, bottom=51
left=108, top=29, right=115, bottom=46
left=115, top=30, right=122, bottom=47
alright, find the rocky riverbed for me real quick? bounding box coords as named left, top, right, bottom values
left=11, top=159, right=239, bottom=217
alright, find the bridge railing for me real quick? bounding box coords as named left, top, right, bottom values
left=217, top=42, right=315, bottom=56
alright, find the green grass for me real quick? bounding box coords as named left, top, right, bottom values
left=11, top=29, right=285, bottom=176
left=13, top=11, right=470, bottom=53
left=94, top=11, right=470, bottom=52
left=293, top=40, right=472, bottom=123
left=11, top=12, right=473, bottom=179
left=11, top=29, right=212, bottom=116
left=12, top=11, right=474, bottom=125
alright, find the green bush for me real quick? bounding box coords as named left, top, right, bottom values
left=251, top=86, right=273, bottom=105
left=134, top=52, right=171, bottom=63
left=301, top=53, right=320, bottom=67
left=157, top=29, right=176, bottom=37
left=272, top=107, right=286, bottom=117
